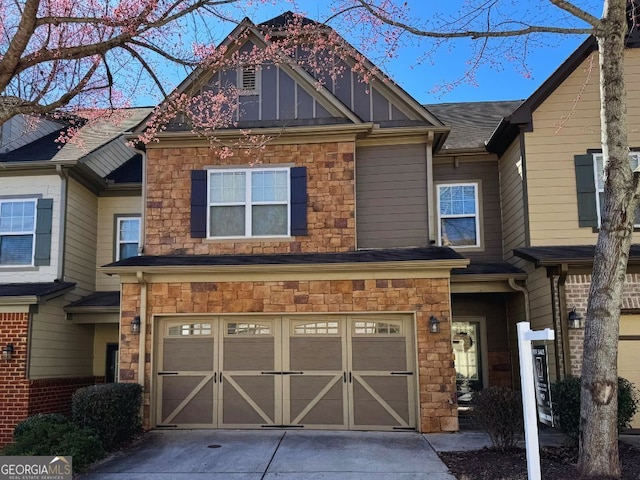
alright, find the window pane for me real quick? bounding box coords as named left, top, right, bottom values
left=0, top=201, right=35, bottom=233
left=119, top=243, right=138, bottom=260
left=119, top=219, right=140, bottom=242
left=210, top=172, right=245, bottom=203
left=0, top=235, right=33, bottom=265
left=210, top=206, right=245, bottom=236
left=252, top=171, right=288, bottom=202
left=441, top=217, right=477, bottom=246
left=252, top=205, right=287, bottom=236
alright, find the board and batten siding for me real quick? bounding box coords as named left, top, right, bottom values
left=28, top=296, right=94, bottom=379
left=355, top=144, right=429, bottom=249
left=525, top=48, right=640, bottom=246
left=0, top=174, right=61, bottom=283
left=499, top=138, right=528, bottom=265
left=433, top=155, right=502, bottom=262
left=64, top=178, right=98, bottom=297
left=96, top=196, right=141, bottom=291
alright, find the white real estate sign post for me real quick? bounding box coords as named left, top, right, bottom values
left=517, top=322, right=555, bottom=480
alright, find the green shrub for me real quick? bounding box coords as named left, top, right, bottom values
left=13, top=413, right=68, bottom=439
left=5, top=417, right=104, bottom=472
left=72, top=383, right=143, bottom=450
left=471, top=386, right=524, bottom=450
left=552, top=376, right=640, bottom=443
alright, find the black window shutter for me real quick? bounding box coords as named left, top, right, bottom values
left=574, top=153, right=598, bottom=228
left=290, top=167, right=308, bottom=236
left=191, top=170, right=207, bottom=238
left=34, top=198, right=53, bottom=266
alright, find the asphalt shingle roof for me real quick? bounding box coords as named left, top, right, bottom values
left=426, top=100, right=523, bottom=150
left=0, top=281, right=75, bottom=297
left=65, top=291, right=120, bottom=309
left=515, top=245, right=640, bottom=266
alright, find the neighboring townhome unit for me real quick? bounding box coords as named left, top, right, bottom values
left=0, top=109, right=150, bottom=444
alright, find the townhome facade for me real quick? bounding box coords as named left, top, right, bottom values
left=0, top=110, right=149, bottom=443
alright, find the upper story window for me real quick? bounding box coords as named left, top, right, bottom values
left=208, top=168, right=290, bottom=238
left=116, top=216, right=140, bottom=260
left=0, top=199, right=37, bottom=266
left=437, top=183, right=480, bottom=248
left=593, top=152, right=640, bottom=227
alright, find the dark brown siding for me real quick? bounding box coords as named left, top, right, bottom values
left=356, top=144, right=429, bottom=249
left=433, top=156, right=503, bottom=262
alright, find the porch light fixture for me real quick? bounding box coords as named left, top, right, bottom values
left=131, top=316, right=141, bottom=335
left=567, top=307, right=584, bottom=330
left=429, top=316, right=441, bottom=334
left=2, top=344, right=14, bottom=361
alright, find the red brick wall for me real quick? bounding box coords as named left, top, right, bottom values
left=144, top=142, right=356, bottom=256
left=0, top=312, right=30, bottom=445
left=28, top=377, right=99, bottom=417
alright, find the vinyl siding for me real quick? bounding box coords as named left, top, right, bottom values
left=28, top=296, right=94, bottom=378
left=433, top=155, right=503, bottom=262
left=64, top=178, right=97, bottom=296
left=356, top=144, right=429, bottom=249
left=499, top=138, right=527, bottom=265
left=96, top=196, right=141, bottom=291
left=526, top=266, right=558, bottom=381
left=0, top=174, right=61, bottom=282
left=525, top=48, right=640, bottom=246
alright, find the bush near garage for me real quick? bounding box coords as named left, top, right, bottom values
left=5, top=415, right=104, bottom=472
left=72, top=382, right=143, bottom=451
left=471, top=386, right=524, bottom=450
left=552, top=376, right=640, bottom=443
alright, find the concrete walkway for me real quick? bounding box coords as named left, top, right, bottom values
left=78, top=430, right=456, bottom=480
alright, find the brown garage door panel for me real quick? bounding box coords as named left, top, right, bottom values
left=224, top=337, right=275, bottom=370
left=160, top=376, right=214, bottom=425
left=222, top=375, right=276, bottom=425
left=289, top=375, right=345, bottom=426
left=290, top=337, right=342, bottom=371
left=351, top=337, right=407, bottom=371
left=163, top=337, right=214, bottom=371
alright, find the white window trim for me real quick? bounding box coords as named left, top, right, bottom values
left=436, top=182, right=481, bottom=249
left=593, top=152, right=640, bottom=228
left=237, top=65, right=260, bottom=96
left=115, top=216, right=141, bottom=261
left=0, top=198, right=37, bottom=267
left=206, top=167, right=291, bottom=239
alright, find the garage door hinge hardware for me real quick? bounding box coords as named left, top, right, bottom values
left=261, top=371, right=281, bottom=375
left=260, top=371, right=305, bottom=375
left=393, top=427, right=416, bottom=431
left=158, top=372, right=178, bottom=375
left=390, top=371, right=414, bottom=375
left=261, top=425, right=305, bottom=428
left=157, top=425, right=178, bottom=428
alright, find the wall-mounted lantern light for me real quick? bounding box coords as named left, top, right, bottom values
left=429, top=315, right=441, bottom=334
left=2, top=344, right=14, bottom=361
left=131, top=316, right=141, bottom=335
left=568, top=307, right=584, bottom=330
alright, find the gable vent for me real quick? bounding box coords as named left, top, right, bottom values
left=241, top=65, right=257, bottom=91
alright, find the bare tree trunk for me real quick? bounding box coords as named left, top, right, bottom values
left=578, top=0, right=635, bottom=477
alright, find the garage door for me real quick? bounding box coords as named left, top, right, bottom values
left=619, top=315, right=640, bottom=429
left=155, top=315, right=416, bottom=431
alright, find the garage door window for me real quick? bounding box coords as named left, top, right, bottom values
left=226, top=323, right=271, bottom=335
left=168, top=323, right=212, bottom=336
left=292, top=321, right=339, bottom=335
left=353, top=320, right=401, bottom=335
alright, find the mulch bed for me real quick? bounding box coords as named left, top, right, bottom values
left=438, top=442, right=640, bottom=479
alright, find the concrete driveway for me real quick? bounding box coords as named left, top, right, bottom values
left=78, top=430, right=455, bottom=480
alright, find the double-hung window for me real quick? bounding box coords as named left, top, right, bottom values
left=115, top=216, right=140, bottom=260
left=437, top=183, right=480, bottom=248
left=0, top=199, right=37, bottom=266
left=208, top=168, right=290, bottom=238
left=593, top=152, right=640, bottom=227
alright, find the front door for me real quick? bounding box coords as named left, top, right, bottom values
left=452, top=320, right=484, bottom=405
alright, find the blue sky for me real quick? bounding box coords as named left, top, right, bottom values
left=148, top=1, right=601, bottom=106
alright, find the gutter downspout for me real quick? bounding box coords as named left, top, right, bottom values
left=133, top=147, right=147, bottom=254
left=557, top=264, right=571, bottom=379
left=509, top=278, right=530, bottom=386
left=55, top=165, right=69, bottom=280
left=136, top=271, right=148, bottom=388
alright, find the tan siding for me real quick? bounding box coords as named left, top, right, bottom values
left=433, top=155, right=502, bottom=262
left=64, top=179, right=97, bottom=296
left=96, top=196, right=141, bottom=291
left=93, top=324, right=119, bottom=377
left=29, top=297, right=94, bottom=378
left=527, top=266, right=558, bottom=381
left=356, top=144, right=429, bottom=249
left=499, top=138, right=527, bottom=265
left=525, top=48, right=640, bottom=246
